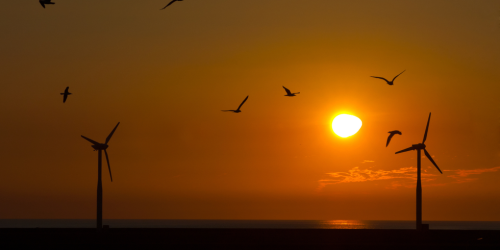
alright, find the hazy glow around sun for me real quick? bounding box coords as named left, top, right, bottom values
left=332, top=114, right=362, bottom=138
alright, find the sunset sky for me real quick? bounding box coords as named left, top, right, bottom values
left=1, top=0, right=500, bottom=221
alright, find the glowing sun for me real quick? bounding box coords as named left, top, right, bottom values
left=332, top=114, right=362, bottom=138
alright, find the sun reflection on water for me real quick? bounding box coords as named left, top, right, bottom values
left=320, top=220, right=372, bottom=229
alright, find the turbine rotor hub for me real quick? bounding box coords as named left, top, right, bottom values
left=92, top=144, right=108, bottom=150
left=412, top=143, right=426, bottom=150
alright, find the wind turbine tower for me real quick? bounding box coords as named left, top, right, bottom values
left=395, top=113, right=442, bottom=230
left=81, top=122, right=120, bottom=231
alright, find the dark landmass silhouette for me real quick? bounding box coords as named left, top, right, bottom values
left=1, top=228, right=498, bottom=249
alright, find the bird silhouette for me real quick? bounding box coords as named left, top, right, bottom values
left=283, top=86, right=300, bottom=97
left=161, top=0, right=183, bottom=9
left=39, top=0, right=55, bottom=8
left=386, top=130, right=402, bottom=147
left=371, top=70, right=405, bottom=85
left=222, top=96, right=249, bottom=113
left=60, top=87, right=72, bottom=103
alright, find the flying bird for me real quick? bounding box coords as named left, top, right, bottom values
left=60, top=87, right=72, bottom=103
left=283, top=86, right=300, bottom=97
left=222, top=95, right=249, bottom=113
left=386, top=130, right=402, bottom=147
left=371, top=70, right=406, bottom=85
left=39, top=0, right=55, bottom=8
left=161, top=0, right=183, bottom=9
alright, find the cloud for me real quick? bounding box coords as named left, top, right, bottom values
left=445, top=166, right=500, bottom=183
left=317, top=166, right=435, bottom=190
left=361, top=160, right=375, bottom=163
left=318, top=166, right=500, bottom=190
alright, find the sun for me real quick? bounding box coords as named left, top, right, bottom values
left=332, top=114, right=362, bottom=138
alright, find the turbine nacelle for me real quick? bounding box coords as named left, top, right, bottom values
left=412, top=143, right=426, bottom=150
left=91, top=144, right=109, bottom=151
left=81, top=122, right=120, bottom=182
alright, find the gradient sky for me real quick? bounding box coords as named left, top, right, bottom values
left=1, top=0, right=500, bottom=221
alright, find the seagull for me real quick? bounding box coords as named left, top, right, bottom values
left=161, top=0, right=183, bottom=10
left=39, top=0, right=55, bottom=8
left=386, top=130, right=402, bottom=147
left=60, top=87, right=72, bottom=103
left=371, top=70, right=405, bottom=85
left=222, top=96, right=249, bottom=113
left=283, top=86, right=300, bottom=97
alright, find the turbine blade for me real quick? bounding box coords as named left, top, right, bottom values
left=105, top=122, right=120, bottom=145
left=395, top=146, right=415, bottom=154
left=81, top=135, right=100, bottom=145
left=424, top=149, right=442, bottom=174
left=423, top=113, right=431, bottom=143
left=104, top=149, right=113, bottom=182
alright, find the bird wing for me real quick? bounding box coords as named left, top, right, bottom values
left=370, top=76, right=390, bottom=84
left=81, top=135, right=100, bottom=145
left=161, top=0, right=177, bottom=9
left=386, top=133, right=395, bottom=147
left=283, top=86, right=292, bottom=95
left=65, top=86, right=69, bottom=93
left=392, top=70, right=406, bottom=81
left=40, top=1, right=45, bottom=8
left=237, top=95, right=249, bottom=110
left=63, top=94, right=68, bottom=103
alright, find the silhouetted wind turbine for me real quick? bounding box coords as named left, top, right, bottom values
left=81, top=122, right=120, bottom=231
left=222, top=95, right=248, bottom=113
left=283, top=86, right=300, bottom=97
left=39, top=0, right=55, bottom=8
left=161, top=0, right=182, bottom=9
left=395, top=113, right=442, bottom=230
left=386, top=130, right=402, bottom=147
left=60, top=87, right=72, bottom=103
left=371, top=70, right=405, bottom=85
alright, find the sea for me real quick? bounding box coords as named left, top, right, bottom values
left=1, top=220, right=500, bottom=230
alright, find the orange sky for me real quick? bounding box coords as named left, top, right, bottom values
left=1, top=0, right=500, bottom=221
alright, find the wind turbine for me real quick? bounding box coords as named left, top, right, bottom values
left=395, top=113, right=442, bottom=230
left=81, top=122, right=120, bottom=230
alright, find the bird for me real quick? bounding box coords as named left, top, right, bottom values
left=161, top=0, right=183, bottom=9
left=386, top=130, right=402, bottom=147
left=222, top=96, right=249, bottom=113
left=283, top=86, right=300, bottom=97
left=371, top=70, right=405, bottom=85
left=39, top=0, right=55, bottom=8
left=60, top=87, right=72, bottom=103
